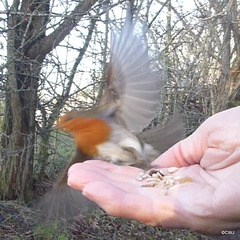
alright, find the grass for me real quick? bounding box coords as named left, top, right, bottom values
left=0, top=200, right=218, bottom=240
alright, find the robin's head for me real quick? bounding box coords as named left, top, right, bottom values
left=56, top=113, right=77, bottom=133
left=56, top=113, right=112, bottom=156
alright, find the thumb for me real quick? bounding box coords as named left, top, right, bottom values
left=152, top=126, right=207, bottom=168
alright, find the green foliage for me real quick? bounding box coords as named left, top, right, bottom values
left=48, top=131, right=75, bottom=176
left=34, top=130, right=75, bottom=180
left=33, top=223, right=70, bottom=240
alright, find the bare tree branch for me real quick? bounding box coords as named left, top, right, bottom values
left=26, top=0, right=100, bottom=61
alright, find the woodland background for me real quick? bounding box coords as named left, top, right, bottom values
left=0, top=0, right=239, bottom=239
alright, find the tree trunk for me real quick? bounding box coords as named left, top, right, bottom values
left=0, top=0, right=38, bottom=200
left=0, top=0, right=98, bottom=201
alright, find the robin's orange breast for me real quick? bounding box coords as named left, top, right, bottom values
left=57, top=115, right=112, bottom=156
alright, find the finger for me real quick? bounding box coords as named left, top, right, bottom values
left=68, top=166, right=143, bottom=192
left=68, top=160, right=143, bottom=178
left=152, top=126, right=207, bottom=168
left=68, top=161, right=146, bottom=194
left=81, top=181, right=178, bottom=227
left=68, top=160, right=116, bottom=175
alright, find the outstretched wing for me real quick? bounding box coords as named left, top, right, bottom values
left=139, top=115, right=185, bottom=153
left=99, top=16, right=161, bottom=133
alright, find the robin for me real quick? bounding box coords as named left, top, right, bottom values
left=56, top=16, right=183, bottom=167
left=38, top=16, right=184, bottom=221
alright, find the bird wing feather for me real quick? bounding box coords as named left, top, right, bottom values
left=138, top=115, right=185, bottom=153
left=99, top=16, right=161, bottom=132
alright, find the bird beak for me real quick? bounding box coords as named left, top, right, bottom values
left=51, top=119, right=61, bottom=130
left=51, top=125, right=58, bottom=130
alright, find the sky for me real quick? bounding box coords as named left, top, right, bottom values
left=0, top=0, right=201, bottom=108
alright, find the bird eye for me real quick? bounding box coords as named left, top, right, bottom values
left=65, top=115, right=72, bottom=121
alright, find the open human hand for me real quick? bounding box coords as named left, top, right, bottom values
left=68, top=107, right=240, bottom=234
